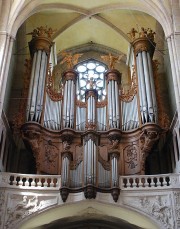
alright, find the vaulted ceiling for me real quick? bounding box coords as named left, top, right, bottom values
left=22, top=0, right=168, bottom=59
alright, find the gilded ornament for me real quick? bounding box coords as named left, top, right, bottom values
left=101, top=53, right=124, bottom=69
left=60, top=51, right=83, bottom=69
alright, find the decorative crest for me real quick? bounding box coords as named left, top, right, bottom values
left=27, top=26, right=56, bottom=40
left=60, top=51, right=83, bottom=69
left=101, top=53, right=124, bottom=69
left=127, top=27, right=156, bottom=42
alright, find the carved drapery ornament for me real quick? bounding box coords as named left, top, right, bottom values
left=153, top=60, right=170, bottom=130
left=120, top=66, right=138, bottom=102
left=12, top=59, right=31, bottom=134
left=46, top=64, right=63, bottom=101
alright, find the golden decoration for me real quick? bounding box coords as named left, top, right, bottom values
left=60, top=51, right=83, bottom=69
left=12, top=59, right=32, bottom=134
left=101, top=53, right=124, bottom=69
left=120, top=66, right=138, bottom=102
left=127, top=27, right=156, bottom=42
left=46, top=64, right=63, bottom=101
left=76, top=100, right=87, bottom=108
left=153, top=59, right=170, bottom=130
left=27, top=26, right=56, bottom=40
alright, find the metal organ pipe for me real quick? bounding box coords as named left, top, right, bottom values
left=132, top=35, right=157, bottom=124
left=147, top=53, right=157, bottom=122
left=27, top=31, right=53, bottom=123
left=61, top=153, right=72, bottom=187
left=137, top=52, right=148, bottom=123
left=62, top=71, right=77, bottom=129
left=106, top=70, right=121, bottom=130
left=111, top=154, right=119, bottom=187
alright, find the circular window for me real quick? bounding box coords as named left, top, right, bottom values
left=75, top=59, right=107, bottom=101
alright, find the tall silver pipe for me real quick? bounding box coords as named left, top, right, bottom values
left=30, top=50, right=42, bottom=121
left=147, top=52, right=157, bottom=122
left=142, top=51, right=153, bottom=122
left=26, top=52, right=37, bottom=121
left=138, top=52, right=148, bottom=122
left=63, top=82, right=67, bottom=127
left=115, top=82, right=120, bottom=128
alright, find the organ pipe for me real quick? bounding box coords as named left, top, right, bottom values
left=62, top=70, right=77, bottom=128
left=26, top=28, right=53, bottom=122
left=106, top=70, right=121, bottom=129
left=132, top=33, right=157, bottom=124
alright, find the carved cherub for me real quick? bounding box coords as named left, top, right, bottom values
left=139, top=27, right=148, bottom=38
left=127, top=28, right=138, bottom=40
left=26, top=29, right=38, bottom=38
left=37, top=26, right=47, bottom=36
left=46, top=27, right=57, bottom=39
left=147, top=29, right=156, bottom=41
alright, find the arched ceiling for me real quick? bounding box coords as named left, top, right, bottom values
left=22, top=0, right=168, bottom=59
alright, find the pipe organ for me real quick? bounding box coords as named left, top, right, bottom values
left=21, top=27, right=165, bottom=202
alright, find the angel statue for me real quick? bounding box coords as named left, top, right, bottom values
left=127, top=28, right=138, bottom=40
left=60, top=51, right=83, bottom=69
left=101, top=53, right=124, bottom=69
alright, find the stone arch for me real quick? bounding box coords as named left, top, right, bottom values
left=17, top=200, right=160, bottom=229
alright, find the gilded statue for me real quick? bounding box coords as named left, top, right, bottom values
left=60, top=51, right=83, bottom=69
left=101, top=53, right=124, bottom=69
left=127, top=28, right=138, bottom=40
left=27, top=26, right=56, bottom=39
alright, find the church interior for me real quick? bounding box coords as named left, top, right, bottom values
left=0, top=1, right=180, bottom=229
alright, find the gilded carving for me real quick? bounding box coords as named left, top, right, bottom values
left=140, top=129, right=160, bottom=172
left=101, top=53, right=124, bottom=69
left=127, top=27, right=156, bottom=42
left=27, top=26, right=56, bottom=39
left=120, top=66, right=138, bottom=102
left=60, top=51, right=83, bottom=69
left=46, top=64, right=63, bottom=101
left=153, top=60, right=170, bottom=130
left=12, top=59, right=31, bottom=134
left=76, top=100, right=87, bottom=108
left=96, top=99, right=107, bottom=108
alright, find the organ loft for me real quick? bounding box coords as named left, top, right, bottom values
left=14, top=26, right=168, bottom=203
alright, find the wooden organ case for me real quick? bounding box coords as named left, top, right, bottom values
left=20, top=27, right=166, bottom=202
